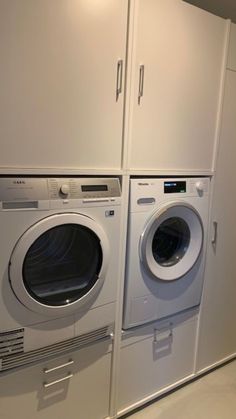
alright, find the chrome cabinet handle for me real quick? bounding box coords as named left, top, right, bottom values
left=116, top=59, right=123, bottom=101
left=138, top=64, right=145, bottom=104
left=43, top=359, right=74, bottom=374
left=212, top=221, right=218, bottom=246
left=43, top=373, right=73, bottom=388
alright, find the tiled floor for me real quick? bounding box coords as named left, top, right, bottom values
left=126, top=359, right=236, bottom=419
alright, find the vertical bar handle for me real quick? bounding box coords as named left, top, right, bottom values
left=212, top=221, right=218, bottom=246
left=138, top=64, right=145, bottom=104
left=116, top=59, right=123, bottom=101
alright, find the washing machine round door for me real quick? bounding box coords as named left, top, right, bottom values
left=9, top=213, right=109, bottom=316
left=140, top=203, right=203, bottom=281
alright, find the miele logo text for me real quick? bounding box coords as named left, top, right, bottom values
left=138, top=183, right=149, bottom=186
left=13, top=181, right=26, bottom=184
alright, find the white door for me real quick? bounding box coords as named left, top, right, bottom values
left=196, top=68, right=236, bottom=371
left=9, top=213, right=109, bottom=316
left=0, top=0, right=128, bottom=170
left=127, top=0, right=226, bottom=171
left=140, top=203, right=203, bottom=281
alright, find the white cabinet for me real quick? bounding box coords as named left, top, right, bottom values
left=0, top=339, right=112, bottom=419
left=196, top=26, right=236, bottom=371
left=118, top=310, right=198, bottom=415
left=0, top=0, right=128, bottom=170
left=127, top=0, right=226, bottom=172
left=227, top=24, right=236, bottom=71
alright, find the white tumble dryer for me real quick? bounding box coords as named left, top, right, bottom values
left=123, top=177, right=210, bottom=329
left=0, top=177, right=121, bottom=372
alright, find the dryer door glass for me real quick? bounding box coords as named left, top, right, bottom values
left=152, top=217, right=190, bottom=267
left=22, top=224, right=103, bottom=306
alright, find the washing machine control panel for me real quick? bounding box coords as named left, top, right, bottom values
left=164, top=181, right=186, bottom=194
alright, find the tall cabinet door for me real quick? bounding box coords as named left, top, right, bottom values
left=196, top=68, right=236, bottom=371
left=0, top=0, right=128, bottom=170
left=127, top=0, right=226, bottom=171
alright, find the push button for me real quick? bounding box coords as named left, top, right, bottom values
left=105, top=210, right=115, bottom=217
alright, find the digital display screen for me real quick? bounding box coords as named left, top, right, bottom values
left=164, top=181, right=186, bottom=194
left=81, top=184, right=108, bottom=192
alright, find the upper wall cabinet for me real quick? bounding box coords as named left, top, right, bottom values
left=0, top=0, right=128, bottom=170
left=127, top=0, right=227, bottom=172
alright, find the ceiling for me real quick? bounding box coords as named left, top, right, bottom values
left=184, top=0, right=236, bottom=23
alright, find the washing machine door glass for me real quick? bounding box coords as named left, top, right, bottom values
left=9, top=213, right=109, bottom=316
left=152, top=217, right=190, bottom=267
left=22, top=224, right=102, bottom=306
left=140, top=203, right=203, bottom=281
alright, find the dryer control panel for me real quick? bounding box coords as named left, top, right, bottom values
left=0, top=177, right=121, bottom=209
left=48, top=178, right=121, bottom=199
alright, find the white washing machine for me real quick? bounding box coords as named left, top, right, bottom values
left=123, top=177, right=210, bottom=329
left=0, top=177, right=121, bottom=371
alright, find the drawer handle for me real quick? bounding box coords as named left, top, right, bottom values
left=43, top=359, right=74, bottom=374
left=43, top=373, right=73, bottom=388
left=154, top=322, right=173, bottom=342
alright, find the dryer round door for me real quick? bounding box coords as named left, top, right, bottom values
left=9, top=213, right=109, bottom=316
left=140, top=203, right=203, bottom=281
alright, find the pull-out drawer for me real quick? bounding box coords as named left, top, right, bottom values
left=118, top=309, right=198, bottom=416
left=0, top=338, right=112, bottom=419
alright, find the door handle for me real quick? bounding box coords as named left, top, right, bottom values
left=211, top=221, right=218, bottom=246
left=138, top=64, right=145, bottom=104
left=116, top=59, right=123, bottom=101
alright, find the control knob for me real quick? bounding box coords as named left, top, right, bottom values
left=60, top=184, right=70, bottom=196
left=195, top=181, right=204, bottom=193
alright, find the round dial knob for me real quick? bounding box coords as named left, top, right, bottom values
left=60, top=184, right=70, bottom=196
left=195, top=181, right=204, bottom=193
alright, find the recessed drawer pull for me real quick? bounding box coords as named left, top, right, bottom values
left=43, top=373, right=73, bottom=388
left=43, top=359, right=74, bottom=374
left=154, top=322, right=173, bottom=342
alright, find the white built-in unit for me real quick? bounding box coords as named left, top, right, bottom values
left=196, top=23, right=236, bottom=372
left=0, top=1, right=236, bottom=419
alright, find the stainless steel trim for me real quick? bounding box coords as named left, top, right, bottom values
left=2, top=201, right=39, bottom=210
left=43, top=359, right=74, bottom=374
left=116, top=59, right=123, bottom=101
left=43, top=373, right=73, bottom=388
left=82, top=198, right=110, bottom=203
left=138, top=64, right=145, bottom=104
